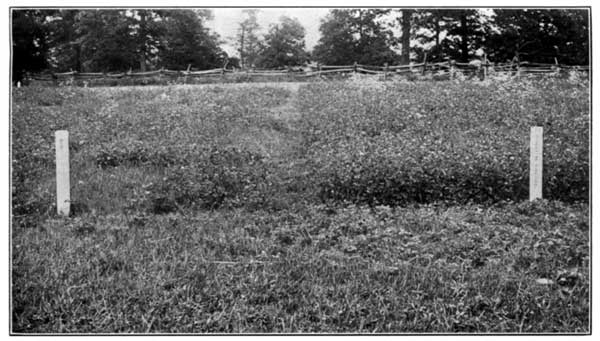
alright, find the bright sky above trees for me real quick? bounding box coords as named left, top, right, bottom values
left=206, top=8, right=330, bottom=56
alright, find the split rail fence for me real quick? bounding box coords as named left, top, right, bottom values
left=30, top=59, right=589, bottom=86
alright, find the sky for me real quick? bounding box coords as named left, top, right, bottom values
left=205, top=8, right=331, bottom=56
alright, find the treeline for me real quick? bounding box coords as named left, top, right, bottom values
left=12, top=9, right=228, bottom=82
left=312, top=9, right=589, bottom=67
left=12, top=8, right=589, bottom=82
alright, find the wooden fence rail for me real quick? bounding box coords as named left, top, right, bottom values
left=29, top=60, right=588, bottom=84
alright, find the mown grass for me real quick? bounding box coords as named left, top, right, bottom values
left=11, top=79, right=589, bottom=333
left=13, top=202, right=588, bottom=333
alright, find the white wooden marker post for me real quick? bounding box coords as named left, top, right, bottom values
left=529, top=126, right=543, bottom=201
left=55, top=130, right=70, bottom=216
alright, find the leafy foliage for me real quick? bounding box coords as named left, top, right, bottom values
left=297, top=78, right=589, bottom=205
left=13, top=9, right=226, bottom=75
left=145, top=146, right=273, bottom=212
left=11, top=79, right=589, bottom=333
left=235, top=9, right=262, bottom=68
left=159, top=10, right=226, bottom=70
left=441, top=10, right=487, bottom=63
left=12, top=10, right=50, bottom=82
left=313, top=9, right=399, bottom=66
left=257, top=16, right=308, bottom=68
left=486, top=9, right=589, bottom=65
left=12, top=8, right=589, bottom=81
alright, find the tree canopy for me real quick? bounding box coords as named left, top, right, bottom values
left=12, top=10, right=50, bottom=81
left=159, top=10, right=226, bottom=70
left=11, top=8, right=589, bottom=81
left=11, top=9, right=227, bottom=80
left=313, top=8, right=588, bottom=66
left=235, top=9, right=261, bottom=68
left=485, top=9, right=589, bottom=65
left=256, top=16, right=308, bottom=68
left=313, top=9, right=399, bottom=65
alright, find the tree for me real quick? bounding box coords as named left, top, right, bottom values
left=74, top=10, right=137, bottom=72
left=13, top=9, right=229, bottom=75
left=410, top=9, right=454, bottom=62
left=312, top=10, right=357, bottom=65
left=313, top=9, right=398, bottom=66
left=159, top=10, right=226, bottom=70
left=12, top=10, right=51, bottom=82
left=256, top=16, right=308, bottom=68
left=486, top=9, right=589, bottom=65
left=46, top=10, right=82, bottom=72
left=399, top=9, right=413, bottom=64
left=235, top=9, right=261, bottom=68
left=441, top=10, right=487, bottom=62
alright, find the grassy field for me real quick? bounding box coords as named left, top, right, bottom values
left=11, top=77, right=590, bottom=333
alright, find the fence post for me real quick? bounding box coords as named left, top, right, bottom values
left=483, top=53, right=488, bottom=80
left=318, top=63, right=322, bottom=77
left=513, top=55, right=521, bottom=79
left=384, top=62, right=389, bottom=80
left=422, top=53, right=428, bottom=75
left=450, top=60, right=456, bottom=80
left=55, top=130, right=70, bottom=216
left=353, top=61, right=358, bottom=73
left=530, top=126, right=543, bottom=201
left=184, top=64, right=191, bottom=84
left=509, top=56, right=517, bottom=78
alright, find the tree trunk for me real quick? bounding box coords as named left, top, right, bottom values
left=240, top=28, right=245, bottom=68
left=139, top=11, right=147, bottom=72
left=75, top=43, right=81, bottom=72
left=401, top=10, right=412, bottom=65
left=435, top=18, right=440, bottom=61
left=460, top=14, right=469, bottom=63
left=139, top=54, right=146, bottom=72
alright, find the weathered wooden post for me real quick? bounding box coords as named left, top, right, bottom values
left=184, top=63, right=191, bottom=84
left=55, top=130, right=70, bottom=216
left=530, top=126, right=543, bottom=201
left=69, top=69, right=75, bottom=85
left=514, top=55, right=521, bottom=79
left=353, top=61, right=358, bottom=74
left=317, top=63, right=322, bottom=77
left=510, top=55, right=519, bottom=78
left=450, top=60, right=456, bottom=80
left=483, top=53, right=488, bottom=80
left=384, top=62, right=389, bottom=81
left=422, top=53, right=428, bottom=75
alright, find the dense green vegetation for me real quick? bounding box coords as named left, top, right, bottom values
left=13, top=202, right=589, bottom=333
left=11, top=78, right=589, bottom=333
left=298, top=79, right=589, bottom=205
left=13, top=9, right=589, bottom=82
